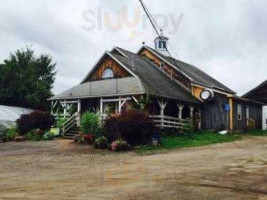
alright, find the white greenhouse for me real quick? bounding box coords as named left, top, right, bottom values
left=0, top=105, right=34, bottom=131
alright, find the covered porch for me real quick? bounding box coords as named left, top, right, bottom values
left=50, top=95, right=201, bottom=132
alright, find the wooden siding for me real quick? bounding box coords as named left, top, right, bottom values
left=192, top=86, right=204, bottom=100
left=139, top=49, right=191, bottom=90
left=87, top=57, right=131, bottom=81
left=201, top=92, right=229, bottom=130
left=233, top=99, right=262, bottom=130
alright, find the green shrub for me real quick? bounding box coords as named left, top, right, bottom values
left=94, top=136, right=108, bottom=149
left=73, top=134, right=83, bottom=144
left=42, top=131, right=55, bottom=141
left=0, top=130, right=8, bottom=143
left=81, top=112, right=101, bottom=134
left=17, top=111, right=55, bottom=135
left=180, top=119, right=195, bottom=138
left=50, top=128, right=60, bottom=136
left=56, top=118, right=67, bottom=128
left=24, top=129, right=44, bottom=141
left=6, top=127, right=18, bottom=141
left=133, top=95, right=151, bottom=110
left=104, top=109, right=154, bottom=145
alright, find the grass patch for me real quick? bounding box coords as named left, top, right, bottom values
left=135, top=132, right=241, bottom=154
left=240, top=130, right=267, bottom=136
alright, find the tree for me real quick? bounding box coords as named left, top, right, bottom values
left=0, top=47, right=56, bottom=110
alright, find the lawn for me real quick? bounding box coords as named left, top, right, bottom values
left=136, top=130, right=267, bottom=154
left=239, top=129, right=267, bottom=136
left=135, top=131, right=255, bottom=154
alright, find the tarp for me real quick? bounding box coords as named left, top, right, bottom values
left=0, top=105, right=34, bottom=130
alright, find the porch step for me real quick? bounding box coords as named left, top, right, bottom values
left=63, top=126, right=81, bottom=139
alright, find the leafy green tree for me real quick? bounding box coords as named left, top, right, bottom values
left=0, top=47, right=56, bottom=110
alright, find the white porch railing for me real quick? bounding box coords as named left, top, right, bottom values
left=97, top=114, right=187, bottom=129
left=60, top=112, right=80, bottom=136
left=149, top=115, right=186, bottom=129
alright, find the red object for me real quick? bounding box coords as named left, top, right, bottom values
left=82, top=134, right=95, bottom=144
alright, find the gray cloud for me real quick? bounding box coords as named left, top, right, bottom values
left=0, top=0, right=266, bottom=96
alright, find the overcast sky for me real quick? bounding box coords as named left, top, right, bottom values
left=0, top=0, right=266, bottom=96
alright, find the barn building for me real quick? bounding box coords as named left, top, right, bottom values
left=243, top=80, right=267, bottom=130
left=49, top=36, right=263, bottom=137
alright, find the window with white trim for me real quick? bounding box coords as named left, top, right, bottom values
left=102, top=68, right=114, bottom=79
left=237, top=104, right=242, bottom=120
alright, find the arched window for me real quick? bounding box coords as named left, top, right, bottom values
left=102, top=68, right=114, bottom=79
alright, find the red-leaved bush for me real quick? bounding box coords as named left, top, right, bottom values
left=104, top=109, right=154, bottom=145
left=16, top=111, right=54, bottom=135
left=82, top=134, right=95, bottom=144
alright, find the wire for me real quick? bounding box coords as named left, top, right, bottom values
left=138, top=0, right=180, bottom=62
left=140, top=0, right=161, bottom=31
left=138, top=0, right=161, bottom=38
left=168, top=43, right=180, bottom=59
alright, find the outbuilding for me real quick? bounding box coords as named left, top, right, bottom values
left=243, top=80, right=267, bottom=130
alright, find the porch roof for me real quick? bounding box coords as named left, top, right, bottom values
left=49, top=77, right=144, bottom=100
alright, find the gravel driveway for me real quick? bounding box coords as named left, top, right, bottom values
left=0, top=137, right=266, bottom=200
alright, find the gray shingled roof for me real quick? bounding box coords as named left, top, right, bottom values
left=50, top=48, right=200, bottom=103
left=111, top=48, right=199, bottom=103
left=242, top=80, right=267, bottom=104
left=143, top=46, right=235, bottom=94
left=49, top=77, right=144, bottom=100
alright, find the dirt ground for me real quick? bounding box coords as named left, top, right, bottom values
left=0, top=137, right=266, bottom=200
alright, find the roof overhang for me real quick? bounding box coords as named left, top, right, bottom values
left=137, top=45, right=236, bottom=95
left=232, top=96, right=264, bottom=105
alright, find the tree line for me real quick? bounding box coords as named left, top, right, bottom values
left=0, top=47, right=56, bottom=110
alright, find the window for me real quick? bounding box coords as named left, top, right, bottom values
left=102, top=68, right=114, bottom=79
left=246, top=106, right=249, bottom=119
left=237, top=104, right=242, bottom=120
left=163, top=41, right=166, bottom=49
left=160, top=62, right=164, bottom=69
left=158, top=41, right=162, bottom=48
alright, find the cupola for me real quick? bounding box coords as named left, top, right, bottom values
left=154, top=31, right=169, bottom=56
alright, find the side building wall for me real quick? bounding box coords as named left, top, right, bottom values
left=201, top=93, right=229, bottom=130
left=192, top=86, right=230, bottom=130
left=233, top=100, right=262, bottom=130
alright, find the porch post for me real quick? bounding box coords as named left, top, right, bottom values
left=157, top=99, right=168, bottom=128
left=51, top=101, right=53, bottom=116
left=189, top=105, right=195, bottom=119
left=63, top=100, right=67, bottom=119
left=100, top=98, right=103, bottom=116
left=78, top=99, right=81, bottom=113
left=119, top=98, right=128, bottom=113
left=177, top=103, right=184, bottom=120
left=77, top=99, right=81, bottom=126
left=118, top=97, right=122, bottom=113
